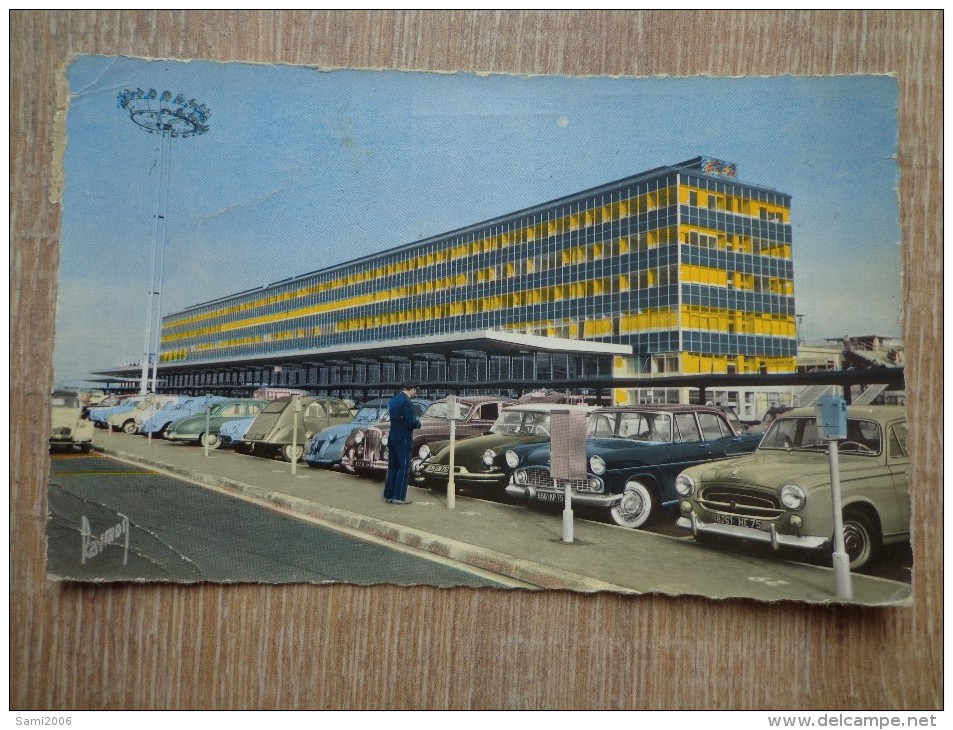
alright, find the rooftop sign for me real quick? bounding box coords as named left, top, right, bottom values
left=698, top=157, right=738, bottom=178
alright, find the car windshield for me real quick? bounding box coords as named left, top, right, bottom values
left=261, top=399, right=292, bottom=414
left=489, top=410, right=552, bottom=435
left=587, top=411, right=672, bottom=442
left=422, top=401, right=474, bottom=420
left=761, top=417, right=882, bottom=455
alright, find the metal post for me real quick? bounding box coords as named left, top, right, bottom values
left=291, top=395, right=301, bottom=475
left=147, top=401, right=156, bottom=444
left=446, top=395, right=457, bottom=510
left=817, top=395, right=852, bottom=600
left=827, top=439, right=853, bottom=599
left=561, top=477, right=574, bottom=544
left=447, top=418, right=456, bottom=510
left=203, top=395, right=212, bottom=458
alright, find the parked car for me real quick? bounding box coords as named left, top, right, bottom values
left=105, top=394, right=180, bottom=433
left=140, top=395, right=228, bottom=437
left=342, top=395, right=517, bottom=478
left=414, top=402, right=596, bottom=497
left=243, top=396, right=354, bottom=461
left=49, top=389, right=94, bottom=453
left=219, top=415, right=258, bottom=451
left=164, top=398, right=268, bottom=448
left=88, top=394, right=146, bottom=428
left=304, top=397, right=432, bottom=470
left=506, top=405, right=763, bottom=528
left=747, top=405, right=794, bottom=434
left=84, top=389, right=107, bottom=405
left=675, top=405, right=908, bottom=571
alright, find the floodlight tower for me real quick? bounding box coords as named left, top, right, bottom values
left=117, top=89, right=210, bottom=394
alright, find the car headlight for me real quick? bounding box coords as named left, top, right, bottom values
left=514, top=469, right=528, bottom=485
left=353, top=430, right=364, bottom=444
left=482, top=449, right=497, bottom=467
left=589, top=455, right=606, bottom=476
left=505, top=450, right=520, bottom=469
left=418, top=444, right=431, bottom=460
left=381, top=433, right=388, bottom=446
left=780, top=483, right=807, bottom=510
left=675, top=473, right=696, bottom=497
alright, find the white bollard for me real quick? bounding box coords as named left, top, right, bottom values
left=447, top=418, right=456, bottom=510
left=827, top=440, right=853, bottom=600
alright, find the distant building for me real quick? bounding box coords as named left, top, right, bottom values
left=105, top=156, right=799, bottom=407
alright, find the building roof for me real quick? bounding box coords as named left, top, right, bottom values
left=95, top=330, right=632, bottom=378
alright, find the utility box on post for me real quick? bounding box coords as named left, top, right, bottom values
left=816, top=396, right=848, bottom=441
left=815, top=395, right=853, bottom=599
left=550, top=409, right=589, bottom=543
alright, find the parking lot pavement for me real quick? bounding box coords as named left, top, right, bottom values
left=85, top=430, right=912, bottom=605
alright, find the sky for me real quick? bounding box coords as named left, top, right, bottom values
left=55, top=55, right=901, bottom=384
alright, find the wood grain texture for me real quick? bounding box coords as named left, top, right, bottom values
left=11, top=10, right=941, bottom=710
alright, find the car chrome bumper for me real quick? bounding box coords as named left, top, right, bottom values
left=677, top=514, right=829, bottom=551
left=504, top=484, right=624, bottom=508
left=417, top=465, right=506, bottom=483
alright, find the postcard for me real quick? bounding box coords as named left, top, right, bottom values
left=49, top=55, right=907, bottom=605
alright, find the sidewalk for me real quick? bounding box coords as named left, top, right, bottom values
left=90, top=430, right=912, bottom=605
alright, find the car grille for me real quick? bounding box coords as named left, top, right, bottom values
left=698, top=484, right=783, bottom=519
left=361, top=430, right=383, bottom=461
left=52, top=427, right=72, bottom=437
left=522, top=467, right=602, bottom=493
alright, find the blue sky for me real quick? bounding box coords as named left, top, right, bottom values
left=56, top=56, right=901, bottom=383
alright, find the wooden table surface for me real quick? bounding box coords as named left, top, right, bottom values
left=10, top=10, right=942, bottom=710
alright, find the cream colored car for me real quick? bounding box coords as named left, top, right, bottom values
left=676, top=405, right=908, bottom=571
left=105, top=394, right=180, bottom=434
left=50, top=389, right=94, bottom=452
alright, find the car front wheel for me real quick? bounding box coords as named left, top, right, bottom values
left=282, top=444, right=304, bottom=462
left=122, top=420, right=137, bottom=434
left=842, top=510, right=879, bottom=571
left=609, top=480, right=656, bottom=529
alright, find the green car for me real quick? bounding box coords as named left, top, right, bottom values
left=675, top=405, right=908, bottom=571
left=414, top=403, right=595, bottom=497
left=164, top=398, right=268, bottom=448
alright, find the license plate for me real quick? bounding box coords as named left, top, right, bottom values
left=714, top=513, right=765, bottom=530
left=426, top=464, right=451, bottom=475
left=536, top=491, right=564, bottom=503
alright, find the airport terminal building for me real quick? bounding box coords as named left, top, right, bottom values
left=144, top=156, right=797, bottom=406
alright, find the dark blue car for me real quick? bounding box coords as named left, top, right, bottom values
left=505, top=405, right=762, bottom=529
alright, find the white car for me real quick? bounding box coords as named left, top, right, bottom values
left=50, top=390, right=94, bottom=452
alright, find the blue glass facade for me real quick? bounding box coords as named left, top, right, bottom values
left=160, top=157, right=797, bottom=382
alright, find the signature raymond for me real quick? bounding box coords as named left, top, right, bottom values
left=80, top=514, right=130, bottom=565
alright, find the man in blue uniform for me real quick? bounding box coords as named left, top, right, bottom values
left=383, top=381, right=422, bottom=505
